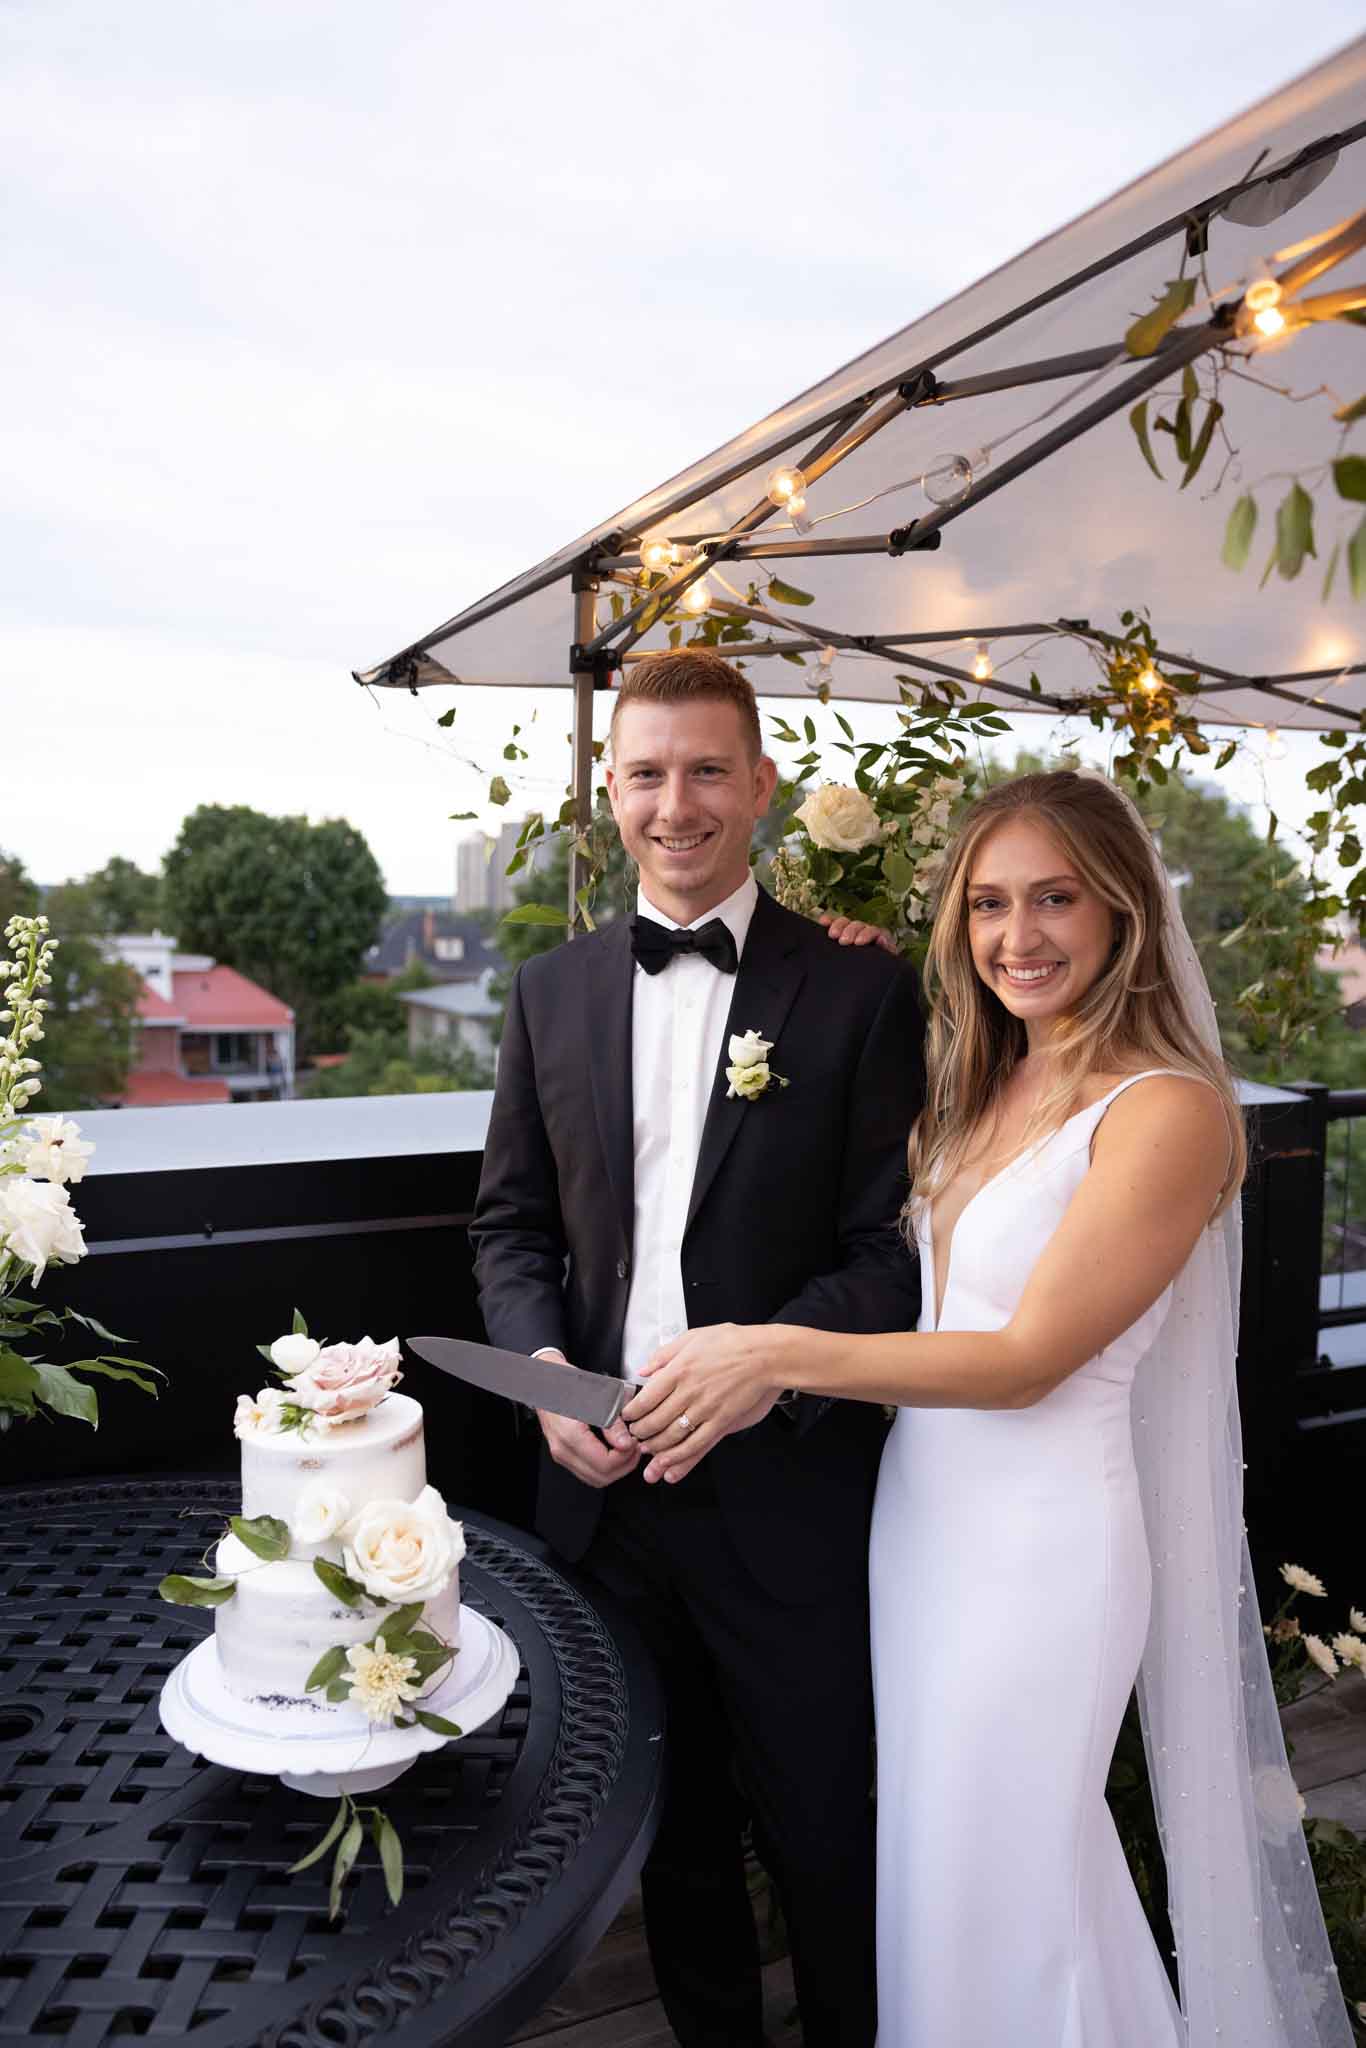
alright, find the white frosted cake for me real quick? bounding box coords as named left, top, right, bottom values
left=174, top=1334, right=466, bottom=1726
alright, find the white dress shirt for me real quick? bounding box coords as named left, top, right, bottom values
left=618, top=872, right=758, bottom=1381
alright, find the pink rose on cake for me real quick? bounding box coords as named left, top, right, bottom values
left=290, top=1335, right=402, bottom=1428
left=342, top=1484, right=464, bottom=1603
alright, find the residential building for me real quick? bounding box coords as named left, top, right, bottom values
left=105, top=932, right=295, bottom=1107
left=363, top=909, right=503, bottom=986
left=400, top=971, right=500, bottom=1068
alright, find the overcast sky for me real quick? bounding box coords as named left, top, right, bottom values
left=5, top=1, right=1362, bottom=896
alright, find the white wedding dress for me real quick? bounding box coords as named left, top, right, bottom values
left=870, top=1072, right=1185, bottom=2048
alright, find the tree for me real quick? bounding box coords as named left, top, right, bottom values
left=297, top=1027, right=493, bottom=1099
left=162, top=806, right=388, bottom=1057
left=309, top=957, right=438, bottom=1060
left=0, top=850, right=139, bottom=1110
left=70, top=855, right=162, bottom=933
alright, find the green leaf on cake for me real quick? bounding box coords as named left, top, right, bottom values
left=159, top=1573, right=237, bottom=1606
left=414, top=1708, right=464, bottom=1738
left=304, top=1645, right=350, bottom=1693
left=324, top=1679, right=352, bottom=1703
left=373, top=1812, right=405, bottom=1907
left=230, top=1514, right=291, bottom=1561
left=313, top=1558, right=366, bottom=1607
left=379, top=1603, right=424, bottom=1641
left=288, top=1795, right=351, bottom=1874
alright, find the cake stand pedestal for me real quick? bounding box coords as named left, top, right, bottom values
left=160, top=1603, right=520, bottom=1797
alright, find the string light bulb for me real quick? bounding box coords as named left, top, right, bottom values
left=1136, top=665, right=1161, bottom=695
left=972, top=643, right=993, bottom=682
left=1266, top=725, right=1287, bottom=761
left=786, top=493, right=814, bottom=535
left=766, top=465, right=807, bottom=508
left=638, top=535, right=676, bottom=575
left=923, top=454, right=974, bottom=507
left=680, top=573, right=712, bottom=616
left=1244, top=277, right=1288, bottom=338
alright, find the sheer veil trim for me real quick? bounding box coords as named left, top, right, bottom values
left=1104, top=778, right=1350, bottom=2044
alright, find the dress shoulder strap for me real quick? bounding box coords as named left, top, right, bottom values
left=1091, top=1066, right=1192, bottom=1114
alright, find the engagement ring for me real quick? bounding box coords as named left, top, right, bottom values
left=675, top=1412, right=694, bottom=1436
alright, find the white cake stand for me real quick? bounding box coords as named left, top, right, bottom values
left=160, top=1605, right=520, bottom=1798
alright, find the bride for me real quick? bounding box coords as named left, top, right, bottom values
left=622, top=770, right=1351, bottom=2046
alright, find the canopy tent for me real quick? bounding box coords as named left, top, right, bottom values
left=357, top=37, right=1366, bottom=827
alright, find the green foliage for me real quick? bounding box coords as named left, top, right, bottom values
left=50, top=856, right=162, bottom=934
left=162, top=806, right=388, bottom=1058
left=309, top=957, right=436, bottom=1060
left=298, top=1027, right=493, bottom=1100
left=1124, top=276, right=1196, bottom=357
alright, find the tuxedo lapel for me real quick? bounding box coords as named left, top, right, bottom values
left=685, top=888, right=805, bottom=1237
left=585, top=919, right=635, bottom=1252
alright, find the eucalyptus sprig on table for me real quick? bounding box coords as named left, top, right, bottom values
left=289, top=1790, right=406, bottom=1920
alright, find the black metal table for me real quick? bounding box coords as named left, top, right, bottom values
left=0, top=1478, right=663, bottom=2047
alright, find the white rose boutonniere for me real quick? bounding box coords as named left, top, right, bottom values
left=725, top=1027, right=789, bottom=1104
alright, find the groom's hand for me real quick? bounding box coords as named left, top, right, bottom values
left=533, top=1349, right=641, bottom=1488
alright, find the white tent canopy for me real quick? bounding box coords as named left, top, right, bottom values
left=358, top=39, right=1366, bottom=738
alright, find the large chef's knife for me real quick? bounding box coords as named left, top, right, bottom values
left=407, top=1335, right=629, bottom=1428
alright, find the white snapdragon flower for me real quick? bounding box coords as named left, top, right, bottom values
left=0, top=1176, right=86, bottom=1282
left=19, top=1116, right=94, bottom=1187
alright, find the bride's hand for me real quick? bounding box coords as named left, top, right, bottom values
left=818, top=912, right=899, bottom=954
left=621, top=1323, right=787, bottom=1483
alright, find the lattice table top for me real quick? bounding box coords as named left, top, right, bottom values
left=0, top=1478, right=662, bottom=2048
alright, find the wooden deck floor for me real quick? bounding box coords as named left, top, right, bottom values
left=515, top=1681, right=1366, bottom=2048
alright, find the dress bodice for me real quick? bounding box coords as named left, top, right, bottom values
left=916, top=1072, right=1178, bottom=1389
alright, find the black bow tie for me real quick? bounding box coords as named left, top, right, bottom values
left=629, top=915, right=738, bottom=976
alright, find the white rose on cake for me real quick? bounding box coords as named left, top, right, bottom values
left=291, top=1336, right=402, bottom=1426
left=342, top=1484, right=465, bottom=1603
left=269, top=1333, right=321, bottom=1375
left=794, top=784, right=883, bottom=853
left=290, top=1481, right=353, bottom=1545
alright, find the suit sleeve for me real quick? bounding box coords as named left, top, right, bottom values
left=767, top=961, right=925, bottom=1428
left=468, top=963, right=569, bottom=1359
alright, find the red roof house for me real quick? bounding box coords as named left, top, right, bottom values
left=107, top=936, right=295, bottom=1108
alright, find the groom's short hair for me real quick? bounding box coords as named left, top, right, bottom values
left=610, top=650, right=762, bottom=761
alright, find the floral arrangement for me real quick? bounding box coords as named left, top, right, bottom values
left=1107, top=1558, right=1366, bottom=2031
left=161, top=1317, right=464, bottom=1917
left=724, top=1028, right=786, bottom=1103
left=233, top=1319, right=403, bottom=1439
left=0, top=914, right=156, bottom=1431
left=766, top=686, right=1009, bottom=957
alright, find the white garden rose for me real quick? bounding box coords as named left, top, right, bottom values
left=18, top=1115, right=94, bottom=1187
left=342, top=1484, right=465, bottom=1604
left=728, top=1029, right=773, bottom=1068
left=290, top=1481, right=353, bottom=1545
left=270, top=1333, right=322, bottom=1375
left=794, top=784, right=883, bottom=853
left=0, top=1175, right=86, bottom=1283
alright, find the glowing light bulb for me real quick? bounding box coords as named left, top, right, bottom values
left=1136, top=666, right=1160, bottom=695
left=1266, top=725, right=1287, bottom=761
left=1244, top=278, right=1283, bottom=313
left=787, top=493, right=814, bottom=535
left=766, top=465, right=807, bottom=508
left=639, top=535, right=676, bottom=574
left=680, top=574, right=712, bottom=615
left=923, top=454, right=974, bottom=507
left=971, top=643, right=993, bottom=682
left=1254, top=305, right=1287, bottom=337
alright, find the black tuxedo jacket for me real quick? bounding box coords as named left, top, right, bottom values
left=469, top=886, right=926, bottom=1600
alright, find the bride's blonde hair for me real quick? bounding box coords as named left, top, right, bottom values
left=905, top=770, right=1245, bottom=1221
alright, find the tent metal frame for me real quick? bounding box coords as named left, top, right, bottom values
left=355, top=114, right=1366, bottom=921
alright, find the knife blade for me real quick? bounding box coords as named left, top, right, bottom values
left=406, top=1335, right=629, bottom=1428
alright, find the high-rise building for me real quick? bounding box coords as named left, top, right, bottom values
left=453, top=820, right=544, bottom=913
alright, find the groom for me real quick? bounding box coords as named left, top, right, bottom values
left=470, top=650, right=925, bottom=2048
